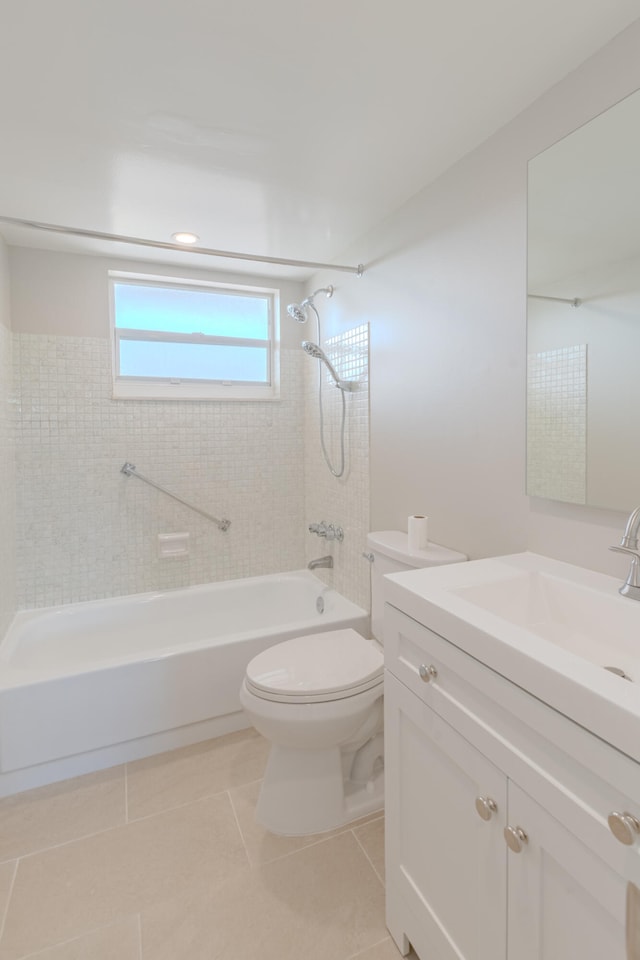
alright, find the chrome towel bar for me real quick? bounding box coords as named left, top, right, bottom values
left=120, top=462, right=231, bottom=532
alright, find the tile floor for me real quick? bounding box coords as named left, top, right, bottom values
left=0, top=728, right=411, bottom=960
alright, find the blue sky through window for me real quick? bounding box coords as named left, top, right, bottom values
left=114, top=283, right=269, bottom=339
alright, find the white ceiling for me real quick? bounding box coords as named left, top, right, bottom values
left=0, top=0, right=638, bottom=278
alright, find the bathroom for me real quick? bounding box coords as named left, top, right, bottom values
left=1, top=4, right=640, bottom=959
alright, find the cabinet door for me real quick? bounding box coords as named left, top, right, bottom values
left=385, top=671, right=507, bottom=960
left=507, top=782, right=626, bottom=960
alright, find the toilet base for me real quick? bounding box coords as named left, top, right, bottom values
left=255, top=742, right=384, bottom=836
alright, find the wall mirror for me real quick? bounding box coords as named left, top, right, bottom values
left=527, top=87, right=640, bottom=511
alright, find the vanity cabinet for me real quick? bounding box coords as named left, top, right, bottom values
left=384, top=603, right=640, bottom=960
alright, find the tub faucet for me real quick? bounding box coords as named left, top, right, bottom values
left=610, top=505, right=640, bottom=599
left=308, top=556, right=333, bottom=570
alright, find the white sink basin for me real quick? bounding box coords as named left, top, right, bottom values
left=453, top=570, right=639, bottom=680
left=383, top=552, right=640, bottom=762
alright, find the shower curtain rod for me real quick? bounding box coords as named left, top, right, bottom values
left=0, top=215, right=365, bottom=276
left=528, top=293, right=582, bottom=307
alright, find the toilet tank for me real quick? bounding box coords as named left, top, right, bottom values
left=366, top=531, right=467, bottom=642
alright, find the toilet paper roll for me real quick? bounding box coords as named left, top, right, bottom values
left=408, top=515, right=429, bottom=552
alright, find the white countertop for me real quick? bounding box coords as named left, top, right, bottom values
left=384, top=551, right=640, bottom=764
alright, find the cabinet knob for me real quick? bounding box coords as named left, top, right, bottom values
left=475, top=796, right=498, bottom=821
left=418, top=663, right=438, bottom=683
left=608, top=811, right=640, bottom=846
left=504, top=825, right=528, bottom=853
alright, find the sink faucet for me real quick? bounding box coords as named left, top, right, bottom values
left=308, top=556, right=333, bottom=570
left=610, top=506, right=640, bottom=599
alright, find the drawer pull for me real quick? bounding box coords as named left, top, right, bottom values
left=418, top=663, right=438, bottom=683
left=504, top=825, right=528, bottom=853
left=475, top=796, right=497, bottom=821
left=608, top=811, right=640, bottom=846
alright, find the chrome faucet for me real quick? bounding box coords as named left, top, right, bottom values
left=610, top=506, right=640, bottom=599
left=308, top=556, right=333, bottom=570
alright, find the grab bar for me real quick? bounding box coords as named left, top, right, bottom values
left=120, top=462, right=231, bottom=532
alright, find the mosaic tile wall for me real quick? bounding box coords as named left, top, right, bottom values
left=14, top=334, right=307, bottom=608
left=0, top=321, right=16, bottom=635
left=527, top=344, right=587, bottom=504
left=304, top=324, right=370, bottom=611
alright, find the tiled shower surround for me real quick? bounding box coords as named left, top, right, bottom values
left=12, top=324, right=370, bottom=611
left=304, top=324, right=370, bottom=611
left=14, top=335, right=307, bottom=608
left=527, top=344, right=587, bottom=504
left=0, top=322, right=16, bottom=635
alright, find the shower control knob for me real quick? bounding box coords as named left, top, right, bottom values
left=608, top=812, right=640, bottom=845
left=418, top=664, right=438, bottom=683
left=475, top=796, right=498, bottom=821
left=504, top=825, right=528, bottom=853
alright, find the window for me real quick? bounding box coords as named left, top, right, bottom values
left=109, top=272, right=280, bottom=399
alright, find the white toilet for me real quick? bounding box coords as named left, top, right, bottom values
left=240, top=530, right=467, bottom=836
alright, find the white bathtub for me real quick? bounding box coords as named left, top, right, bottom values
left=0, top=571, right=368, bottom=796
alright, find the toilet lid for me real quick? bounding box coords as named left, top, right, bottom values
left=245, top=629, right=383, bottom=700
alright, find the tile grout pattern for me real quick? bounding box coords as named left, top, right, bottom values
left=13, top=335, right=307, bottom=608
left=304, top=323, right=370, bottom=612
left=0, top=729, right=403, bottom=960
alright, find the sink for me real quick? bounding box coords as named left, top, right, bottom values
left=453, top=570, right=639, bottom=680
left=382, top=552, right=640, bottom=763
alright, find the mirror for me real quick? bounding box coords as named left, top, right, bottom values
left=527, top=87, right=640, bottom=511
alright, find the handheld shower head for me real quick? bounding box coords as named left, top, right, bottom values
left=301, top=340, right=357, bottom=392
left=286, top=285, right=334, bottom=323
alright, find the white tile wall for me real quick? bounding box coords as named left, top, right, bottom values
left=304, top=324, right=370, bottom=610
left=527, top=344, right=587, bottom=504
left=0, top=322, right=16, bottom=635
left=14, top=334, right=307, bottom=607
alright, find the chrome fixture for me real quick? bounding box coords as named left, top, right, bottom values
left=308, top=556, right=334, bottom=570
left=418, top=664, right=438, bottom=683
left=609, top=506, right=640, bottom=598
left=608, top=811, right=640, bottom=846
left=287, top=286, right=334, bottom=323
left=0, top=216, right=365, bottom=276
left=301, top=342, right=358, bottom=392
left=504, top=825, right=528, bottom=853
left=287, top=284, right=356, bottom=478
left=362, top=551, right=375, bottom=563
left=309, top=521, right=344, bottom=542
left=475, top=796, right=498, bottom=821
left=121, top=462, right=231, bottom=532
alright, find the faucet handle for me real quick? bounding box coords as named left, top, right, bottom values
left=610, top=545, right=640, bottom=558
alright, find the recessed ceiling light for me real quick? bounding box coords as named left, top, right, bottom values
left=171, top=232, right=199, bottom=244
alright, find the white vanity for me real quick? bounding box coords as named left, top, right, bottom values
left=383, top=552, right=640, bottom=960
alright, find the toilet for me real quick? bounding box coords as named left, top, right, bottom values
left=240, top=530, right=467, bottom=836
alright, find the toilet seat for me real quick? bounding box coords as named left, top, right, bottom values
left=244, top=629, right=383, bottom=704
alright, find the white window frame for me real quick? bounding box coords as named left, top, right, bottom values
left=109, top=271, right=280, bottom=400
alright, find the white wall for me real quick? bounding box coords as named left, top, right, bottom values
left=308, top=19, right=640, bottom=580
left=0, top=236, right=16, bottom=633
left=10, top=248, right=310, bottom=606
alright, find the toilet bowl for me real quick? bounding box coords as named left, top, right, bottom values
left=241, top=530, right=467, bottom=836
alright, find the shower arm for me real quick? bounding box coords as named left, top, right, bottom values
left=120, top=463, right=231, bottom=532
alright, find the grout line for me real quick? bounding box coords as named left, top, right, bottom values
left=248, top=814, right=383, bottom=869
left=345, top=936, right=396, bottom=959
left=3, top=917, right=140, bottom=960
left=0, top=859, right=19, bottom=944
left=351, top=827, right=385, bottom=889
left=227, top=789, right=253, bottom=869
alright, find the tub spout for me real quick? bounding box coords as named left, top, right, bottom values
left=308, top=556, right=333, bottom=570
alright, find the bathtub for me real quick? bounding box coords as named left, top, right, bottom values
left=0, top=571, right=368, bottom=796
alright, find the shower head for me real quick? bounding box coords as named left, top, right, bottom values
left=286, top=285, right=334, bottom=323
left=301, top=340, right=357, bottom=392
